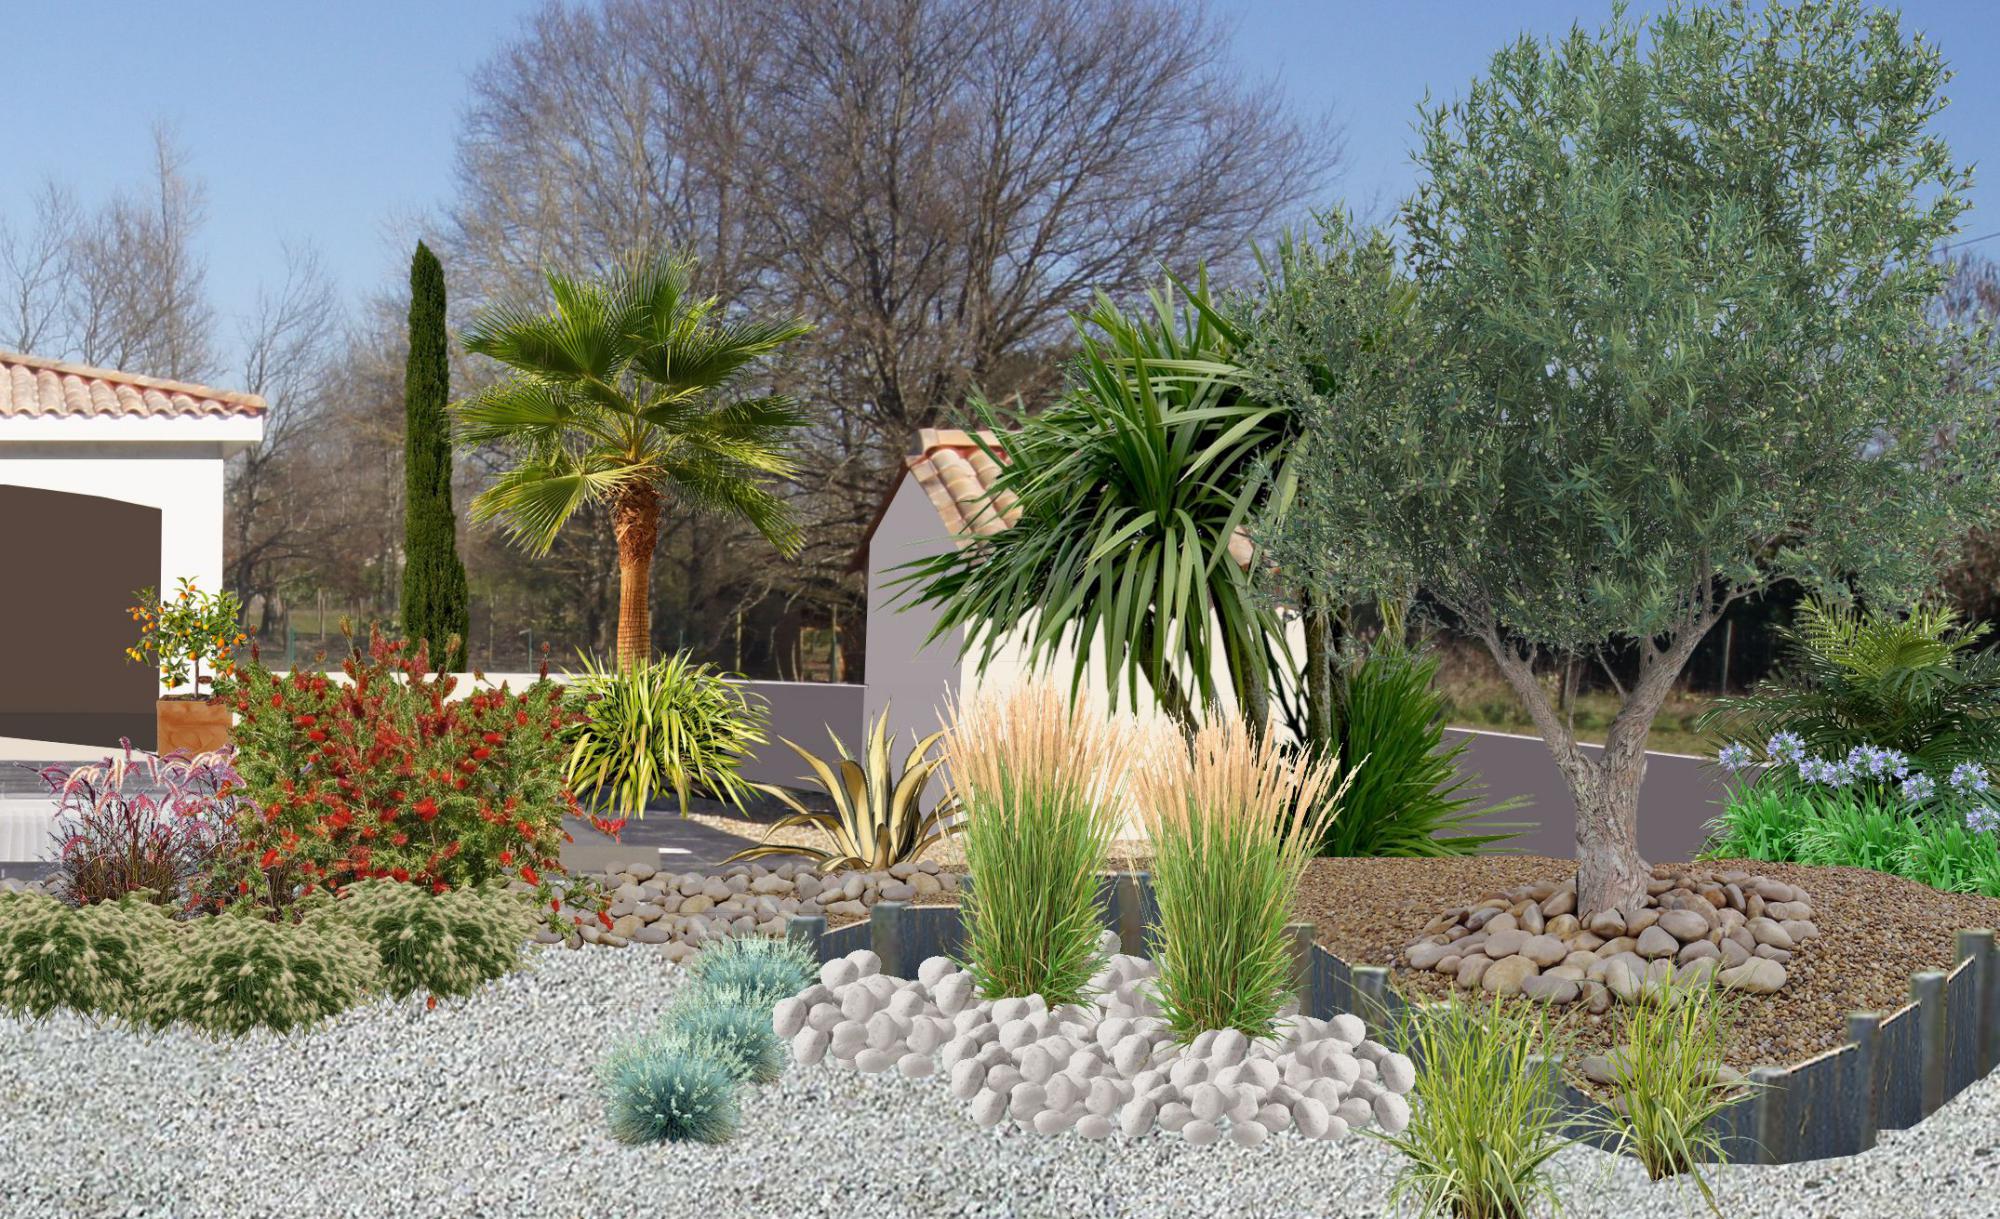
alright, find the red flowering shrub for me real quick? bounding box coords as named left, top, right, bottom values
left=215, top=627, right=618, bottom=920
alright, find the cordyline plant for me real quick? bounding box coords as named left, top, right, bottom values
left=1254, top=1, right=1995, bottom=916
left=215, top=626, right=619, bottom=928
left=28, top=742, right=245, bottom=914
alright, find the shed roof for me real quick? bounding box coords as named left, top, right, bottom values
left=0, top=350, right=267, bottom=420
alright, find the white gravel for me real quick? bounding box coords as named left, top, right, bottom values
left=2, top=943, right=1998, bottom=1219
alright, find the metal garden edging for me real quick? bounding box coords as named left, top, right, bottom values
left=783, top=870, right=2000, bottom=1166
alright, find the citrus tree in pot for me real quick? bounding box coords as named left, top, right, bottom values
left=127, top=577, right=246, bottom=756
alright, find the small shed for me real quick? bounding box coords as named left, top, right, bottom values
left=0, top=351, right=265, bottom=750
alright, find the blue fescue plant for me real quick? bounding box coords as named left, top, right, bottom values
left=684, top=934, right=816, bottom=1007
left=663, top=986, right=785, bottom=1083
left=598, top=1029, right=742, bottom=1145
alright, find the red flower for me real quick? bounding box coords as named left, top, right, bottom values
left=237, top=880, right=250, bottom=894
left=550, top=897, right=562, bottom=911
left=308, top=729, right=328, bottom=742
left=413, top=797, right=439, bottom=822
left=391, top=833, right=408, bottom=847
left=260, top=848, right=280, bottom=869
left=426, top=995, right=438, bottom=1010
left=597, top=910, right=613, bottom=930
left=499, top=850, right=514, bottom=866
left=390, top=867, right=410, bottom=883
left=482, top=731, right=503, bottom=745
left=519, top=865, right=539, bottom=886
left=471, top=746, right=492, bottom=761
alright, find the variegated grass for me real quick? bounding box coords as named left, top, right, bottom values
left=1591, top=980, right=1747, bottom=1213
left=1131, top=715, right=1349, bottom=1039
left=942, top=681, right=1130, bottom=1006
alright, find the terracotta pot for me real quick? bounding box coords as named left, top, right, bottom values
left=156, top=696, right=232, bottom=757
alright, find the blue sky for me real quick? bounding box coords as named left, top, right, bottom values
left=4, top=1, right=1996, bottom=375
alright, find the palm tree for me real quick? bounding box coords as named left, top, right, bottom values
left=456, top=252, right=810, bottom=670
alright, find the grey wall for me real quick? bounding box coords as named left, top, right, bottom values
left=1444, top=727, right=1733, bottom=862
left=734, top=679, right=866, bottom=786
left=861, top=474, right=965, bottom=771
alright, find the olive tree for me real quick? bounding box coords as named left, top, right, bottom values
left=1264, top=1, right=1992, bottom=915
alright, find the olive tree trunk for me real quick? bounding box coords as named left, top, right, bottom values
left=612, top=486, right=662, bottom=672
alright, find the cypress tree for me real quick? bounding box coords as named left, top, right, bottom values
left=401, top=241, right=470, bottom=671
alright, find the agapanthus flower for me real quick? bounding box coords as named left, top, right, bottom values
left=1848, top=745, right=1911, bottom=780
left=1716, top=742, right=1755, bottom=772
left=1967, top=806, right=2000, bottom=835
left=1949, top=762, right=1991, bottom=795
left=1901, top=772, right=1937, bottom=805
left=1767, top=731, right=1807, bottom=765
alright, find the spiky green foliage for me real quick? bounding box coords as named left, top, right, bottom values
left=1317, top=639, right=1521, bottom=857
left=662, top=986, right=784, bottom=1083
left=1702, top=783, right=2000, bottom=897
left=895, top=277, right=1299, bottom=736
left=149, top=909, right=375, bottom=1037
left=1592, top=981, right=1746, bottom=1207
left=942, top=682, right=1126, bottom=1005
left=0, top=892, right=170, bottom=1024
left=724, top=707, right=957, bottom=872
left=563, top=650, right=772, bottom=817
left=402, top=240, right=470, bottom=672
left=1133, top=716, right=1347, bottom=1039
left=456, top=250, right=810, bottom=671
left=1260, top=2, right=1990, bottom=916
left=597, top=1029, right=742, bottom=1144
left=685, top=934, right=817, bottom=1007
left=1702, top=598, right=2000, bottom=775
left=313, top=879, right=532, bottom=1002
left=1379, top=1000, right=1574, bottom=1219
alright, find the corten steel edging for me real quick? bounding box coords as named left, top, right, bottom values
left=784, top=871, right=2000, bottom=1167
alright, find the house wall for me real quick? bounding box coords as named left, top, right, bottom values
left=0, top=441, right=228, bottom=674
left=862, top=473, right=966, bottom=759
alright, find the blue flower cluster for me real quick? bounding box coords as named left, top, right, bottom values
left=1717, top=735, right=1999, bottom=824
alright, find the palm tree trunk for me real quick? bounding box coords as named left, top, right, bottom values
left=613, top=486, right=661, bottom=671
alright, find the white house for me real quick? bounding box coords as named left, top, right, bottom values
left=0, top=350, right=265, bottom=752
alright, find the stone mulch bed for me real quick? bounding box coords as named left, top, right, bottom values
left=1294, top=855, right=2000, bottom=1069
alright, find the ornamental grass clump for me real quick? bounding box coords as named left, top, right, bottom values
left=313, top=878, right=533, bottom=1004
left=943, top=681, right=1130, bottom=1006
left=663, top=986, right=785, bottom=1083
left=1380, top=1000, right=1572, bottom=1219
left=148, top=909, right=375, bottom=1038
left=1593, top=980, right=1744, bottom=1211
left=562, top=650, right=773, bottom=817
left=685, top=934, right=816, bottom=1007
left=1132, top=715, right=1348, bottom=1039
left=0, top=892, right=170, bottom=1024
left=598, top=1030, right=742, bottom=1144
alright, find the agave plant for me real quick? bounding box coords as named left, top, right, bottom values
left=724, top=707, right=957, bottom=872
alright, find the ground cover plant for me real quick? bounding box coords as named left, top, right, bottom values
left=220, top=627, right=608, bottom=919
left=562, top=650, right=772, bottom=817
left=943, top=682, right=1129, bottom=1005
left=0, top=891, right=169, bottom=1024
left=725, top=707, right=957, bottom=871
left=1132, top=715, right=1348, bottom=1039
left=29, top=744, right=244, bottom=913
left=1380, top=999, right=1573, bottom=1219
left=313, top=878, right=535, bottom=1004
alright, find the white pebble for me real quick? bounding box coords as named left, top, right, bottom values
left=1157, top=1102, right=1194, bottom=1133
left=1379, top=1052, right=1416, bottom=1094
left=771, top=997, right=807, bottom=1039
left=829, top=1023, right=867, bottom=1059
left=1032, top=1108, right=1076, bottom=1135
left=950, top=1058, right=986, bottom=1099
left=991, top=997, right=1029, bottom=1024
left=820, top=959, right=858, bottom=989
left=854, top=1048, right=896, bottom=1073
left=1373, top=1091, right=1412, bottom=1133
left=1228, top=1119, right=1268, bottom=1148
left=791, top=1027, right=829, bottom=1067
left=1076, top=1113, right=1114, bottom=1139
left=887, top=988, right=928, bottom=1019
left=1208, top=1028, right=1247, bottom=1068
left=1018, top=1045, right=1058, bottom=1084
left=1008, top=1081, right=1047, bottom=1121
left=1335, top=1097, right=1371, bottom=1128
left=1181, top=1119, right=1221, bottom=1146
left=1187, top=1083, right=1225, bottom=1122
left=806, top=1002, right=843, bottom=1033
left=1257, top=1102, right=1291, bottom=1132
left=1043, top=1074, right=1080, bottom=1114
left=844, top=949, right=881, bottom=977
left=1327, top=1014, right=1366, bottom=1045
left=1119, top=1097, right=1158, bottom=1138
left=897, top=1052, right=934, bottom=1079
left=970, top=1089, right=1007, bottom=1127
left=917, top=956, right=956, bottom=987
left=839, top=988, right=880, bottom=1023
left=1292, top=1096, right=1330, bottom=1138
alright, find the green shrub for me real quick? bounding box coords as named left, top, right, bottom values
left=1699, top=785, right=1810, bottom=863
left=942, top=682, right=1125, bottom=1005
left=1133, top=715, right=1346, bottom=1039
left=1701, top=597, right=2000, bottom=775
left=313, top=879, right=532, bottom=1002
left=662, top=986, right=784, bottom=1083
left=149, top=909, right=375, bottom=1037
left=1380, top=1000, right=1572, bottom=1219
left=0, top=892, right=170, bottom=1023
left=1900, top=820, right=2000, bottom=895
left=685, top=934, right=816, bottom=1007
left=1593, top=981, right=1745, bottom=1204
left=1318, top=640, right=1521, bottom=858
left=1790, top=793, right=1916, bottom=873
left=597, top=1030, right=741, bottom=1144
left=563, top=651, right=772, bottom=816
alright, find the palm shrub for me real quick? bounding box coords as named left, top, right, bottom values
left=563, top=651, right=772, bottom=817
left=725, top=707, right=958, bottom=871
left=313, top=878, right=533, bottom=1004
left=456, top=251, right=810, bottom=672
left=597, top=1029, right=742, bottom=1144
left=148, top=908, right=376, bottom=1037
left=1132, top=714, right=1347, bottom=1039
left=1380, top=1000, right=1573, bottom=1219
left=685, top=934, right=817, bottom=1007
left=1317, top=638, right=1520, bottom=857
left=941, top=681, right=1129, bottom=1005
left=1701, top=597, right=2000, bottom=777
left=0, top=892, right=170, bottom=1024
left=1593, top=980, right=1744, bottom=1205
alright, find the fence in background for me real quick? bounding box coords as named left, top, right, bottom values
left=789, top=872, right=2000, bottom=1167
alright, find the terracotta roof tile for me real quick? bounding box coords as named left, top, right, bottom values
left=0, top=350, right=266, bottom=420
